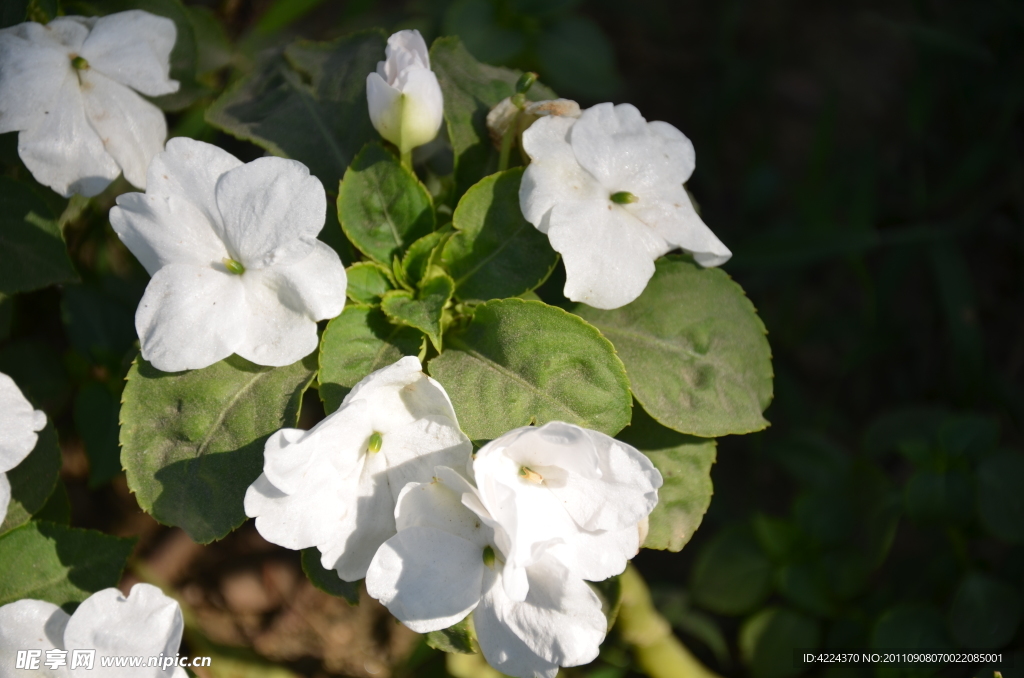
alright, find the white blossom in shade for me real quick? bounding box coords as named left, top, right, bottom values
left=0, top=372, right=46, bottom=523
left=108, top=137, right=347, bottom=372
left=0, top=583, right=185, bottom=677
left=366, top=466, right=607, bottom=678
left=366, top=30, right=444, bottom=155
left=0, top=11, right=179, bottom=197
left=244, top=356, right=472, bottom=581
left=519, top=102, right=732, bottom=309
left=472, top=421, right=662, bottom=591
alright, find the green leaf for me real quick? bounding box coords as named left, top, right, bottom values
left=427, top=298, right=632, bottom=442
left=345, top=262, right=396, bottom=305
left=120, top=353, right=317, bottom=543
left=33, top=479, right=70, bottom=525
left=426, top=616, right=477, bottom=654
left=948, top=572, right=1021, bottom=649
left=616, top=404, right=715, bottom=552
left=381, top=274, right=454, bottom=352
left=1, top=0, right=29, bottom=28
left=443, top=168, right=557, bottom=301
left=976, top=452, right=1024, bottom=542
left=73, top=382, right=122, bottom=487
left=904, top=469, right=973, bottom=525
left=536, top=16, right=622, bottom=100
left=689, top=525, right=772, bottom=616
left=871, top=603, right=951, bottom=650
left=0, top=177, right=77, bottom=294
left=206, top=30, right=385, bottom=189
left=576, top=256, right=773, bottom=437
left=300, top=547, right=359, bottom=605
left=402, top=228, right=452, bottom=286
left=0, top=422, right=60, bottom=536
left=338, top=142, right=435, bottom=264
left=0, top=522, right=135, bottom=608
left=740, top=607, right=820, bottom=678
left=318, top=306, right=423, bottom=414
left=429, top=36, right=556, bottom=198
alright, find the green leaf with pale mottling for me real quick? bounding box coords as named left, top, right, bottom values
left=381, top=274, right=454, bottom=352
left=402, top=228, right=452, bottom=286
left=120, top=353, right=317, bottom=543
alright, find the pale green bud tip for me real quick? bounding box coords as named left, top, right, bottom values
left=482, top=545, right=496, bottom=568
left=610, top=191, right=639, bottom=204
left=511, top=92, right=527, bottom=110
left=71, top=56, right=89, bottom=70
left=222, top=258, right=245, bottom=275
left=368, top=432, right=383, bottom=453
left=515, top=72, right=538, bottom=94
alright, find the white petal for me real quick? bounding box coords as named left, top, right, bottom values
left=396, top=68, right=443, bottom=153
left=145, top=137, right=242, bottom=239
left=0, top=372, right=45, bottom=473
left=109, top=192, right=231, bottom=276
left=519, top=116, right=591, bottom=231
left=547, top=524, right=639, bottom=582
left=382, top=416, right=472, bottom=505
left=393, top=468, right=492, bottom=547
left=135, top=263, right=246, bottom=372
left=253, top=241, right=347, bottom=322
left=474, top=582, right=559, bottom=678
left=568, top=103, right=650, bottom=187
left=344, top=356, right=460, bottom=430
left=647, top=120, right=695, bottom=183
left=0, top=26, right=71, bottom=134
left=214, top=157, right=325, bottom=270
left=79, top=69, right=167, bottom=190
left=0, top=599, right=69, bottom=677
left=256, top=428, right=309, bottom=495
left=547, top=200, right=668, bottom=310
left=627, top=185, right=732, bottom=267
left=0, top=472, right=9, bottom=524
left=366, top=72, right=402, bottom=149
left=36, top=17, right=92, bottom=51
left=17, top=70, right=119, bottom=198
left=79, top=10, right=179, bottom=96
left=64, top=584, right=182, bottom=678
left=233, top=269, right=320, bottom=367
left=385, top=30, right=431, bottom=75
left=365, top=526, right=483, bottom=633
left=244, top=470, right=348, bottom=552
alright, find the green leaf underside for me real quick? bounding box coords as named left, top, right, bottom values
left=429, top=36, right=556, bottom=198
left=300, top=547, right=360, bottom=605
left=0, top=521, right=134, bottom=608
left=443, top=168, right=558, bottom=301
left=576, top=256, right=773, bottom=438
left=402, top=228, right=451, bottom=286
left=0, top=177, right=77, bottom=294
left=427, top=616, right=476, bottom=654
left=339, top=142, right=435, bottom=264
left=617, top=405, right=716, bottom=552
left=318, top=306, right=423, bottom=414
left=427, top=298, right=631, bottom=441
left=120, top=353, right=317, bottom=543
left=205, top=30, right=385, bottom=189
left=380, top=274, right=454, bottom=352
left=0, top=423, right=61, bottom=536
left=345, top=261, right=395, bottom=305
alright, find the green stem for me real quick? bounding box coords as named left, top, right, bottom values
left=497, top=114, right=517, bottom=172
left=401, top=149, right=413, bottom=171
left=618, top=565, right=723, bottom=678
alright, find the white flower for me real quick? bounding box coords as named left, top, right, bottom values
left=366, top=466, right=607, bottom=678
left=366, top=30, right=444, bottom=155
left=244, top=356, right=472, bottom=581
left=108, top=137, right=347, bottom=372
left=473, top=422, right=662, bottom=591
left=0, top=372, right=46, bottom=522
left=519, top=102, right=731, bottom=309
left=0, top=11, right=178, bottom=197
left=0, top=583, right=185, bottom=677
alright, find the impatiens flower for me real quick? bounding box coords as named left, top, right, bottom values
left=0, top=11, right=178, bottom=197
left=108, top=137, right=347, bottom=372
left=245, top=356, right=472, bottom=581
left=366, top=30, right=444, bottom=156
left=519, top=102, right=731, bottom=309
left=366, top=466, right=607, bottom=678
left=0, top=583, right=185, bottom=677
left=472, top=422, right=662, bottom=593
left=0, top=372, right=46, bottom=522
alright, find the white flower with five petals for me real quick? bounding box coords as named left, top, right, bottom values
left=366, top=466, right=607, bottom=678
left=108, top=137, right=347, bottom=372
left=519, top=102, right=731, bottom=309
left=0, top=11, right=178, bottom=197
left=0, top=372, right=46, bottom=523
left=244, top=357, right=472, bottom=581
left=366, top=30, right=444, bottom=156
left=0, top=583, right=185, bottom=677
left=472, top=422, right=662, bottom=595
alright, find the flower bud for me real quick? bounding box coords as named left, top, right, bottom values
left=366, top=30, right=444, bottom=156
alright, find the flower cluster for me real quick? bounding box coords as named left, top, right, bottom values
left=0, top=372, right=46, bottom=523
left=248, top=358, right=662, bottom=677
left=0, top=583, right=185, bottom=677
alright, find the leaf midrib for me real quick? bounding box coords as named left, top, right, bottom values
left=194, top=369, right=275, bottom=458
left=451, top=219, right=531, bottom=288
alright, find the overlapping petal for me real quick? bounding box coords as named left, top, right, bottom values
left=0, top=373, right=46, bottom=474
left=78, top=10, right=178, bottom=97
left=0, top=599, right=69, bottom=677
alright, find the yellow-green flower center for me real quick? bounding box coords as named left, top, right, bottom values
left=222, top=258, right=245, bottom=275
left=367, top=432, right=383, bottom=454
left=610, top=191, right=639, bottom=204
left=482, top=545, right=496, bottom=568
left=71, top=56, right=89, bottom=70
